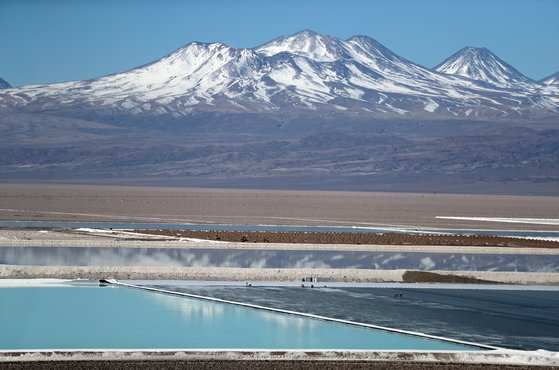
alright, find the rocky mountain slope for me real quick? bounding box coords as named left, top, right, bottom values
left=0, top=30, right=558, bottom=193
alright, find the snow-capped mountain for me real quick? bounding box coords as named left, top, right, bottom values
left=1, top=30, right=558, bottom=189
left=434, top=47, right=533, bottom=88
left=255, top=29, right=347, bottom=62
left=541, top=71, right=559, bottom=86
left=0, top=77, right=10, bottom=89
left=0, top=30, right=557, bottom=120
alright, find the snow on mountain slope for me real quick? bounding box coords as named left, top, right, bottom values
left=89, top=43, right=269, bottom=105
left=0, top=30, right=557, bottom=118
left=257, top=31, right=482, bottom=98
left=539, top=71, right=559, bottom=97
left=256, top=29, right=348, bottom=62
left=0, top=77, right=10, bottom=89
left=434, top=47, right=534, bottom=88
left=541, top=71, right=559, bottom=86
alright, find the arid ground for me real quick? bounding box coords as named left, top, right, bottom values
left=1, top=183, right=558, bottom=284
left=132, top=229, right=559, bottom=248
left=0, top=183, right=558, bottom=230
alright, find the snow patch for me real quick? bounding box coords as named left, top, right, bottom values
left=423, top=99, right=439, bottom=112
left=420, top=257, right=436, bottom=270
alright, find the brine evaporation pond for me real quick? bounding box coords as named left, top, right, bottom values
left=0, top=246, right=557, bottom=272
left=163, top=284, right=559, bottom=351
left=0, top=285, right=479, bottom=351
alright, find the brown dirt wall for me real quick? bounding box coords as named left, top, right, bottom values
left=132, top=229, right=559, bottom=248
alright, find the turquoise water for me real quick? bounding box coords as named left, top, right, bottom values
left=0, top=285, right=478, bottom=351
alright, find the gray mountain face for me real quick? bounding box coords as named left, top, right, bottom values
left=0, top=30, right=558, bottom=193
left=0, top=78, right=10, bottom=89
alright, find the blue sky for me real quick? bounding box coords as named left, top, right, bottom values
left=1, top=0, right=557, bottom=87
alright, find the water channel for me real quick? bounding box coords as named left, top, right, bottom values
left=1, top=246, right=558, bottom=272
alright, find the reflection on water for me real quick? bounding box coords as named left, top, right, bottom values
left=159, top=285, right=559, bottom=351
left=260, top=309, right=318, bottom=330
left=149, top=291, right=225, bottom=320
left=0, top=286, right=475, bottom=350
left=1, top=246, right=557, bottom=272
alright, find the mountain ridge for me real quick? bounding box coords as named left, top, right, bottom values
left=0, top=77, right=10, bottom=89
left=541, top=71, right=559, bottom=86
left=1, top=30, right=557, bottom=121
left=0, top=30, right=558, bottom=192
left=434, top=46, right=535, bottom=88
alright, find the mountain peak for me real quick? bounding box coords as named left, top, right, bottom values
left=294, top=29, right=322, bottom=37
left=462, top=46, right=490, bottom=53
left=345, top=34, right=401, bottom=62
left=0, top=77, right=10, bottom=89
left=171, top=41, right=234, bottom=56
left=2, top=31, right=557, bottom=121
left=347, top=34, right=382, bottom=46
left=254, top=29, right=347, bottom=62
left=156, top=41, right=239, bottom=70
left=541, top=71, right=559, bottom=86
left=435, top=46, right=532, bottom=87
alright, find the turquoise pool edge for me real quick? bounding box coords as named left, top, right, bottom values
left=109, top=279, right=499, bottom=351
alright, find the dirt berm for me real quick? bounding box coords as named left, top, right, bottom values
left=134, top=229, right=559, bottom=248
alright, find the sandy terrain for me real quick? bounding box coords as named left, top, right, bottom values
left=1, top=183, right=559, bottom=230
left=2, top=265, right=558, bottom=285
left=0, top=266, right=407, bottom=281
left=1, top=184, right=558, bottom=284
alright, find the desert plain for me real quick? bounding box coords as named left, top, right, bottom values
left=1, top=183, right=558, bottom=230
left=1, top=183, right=558, bottom=284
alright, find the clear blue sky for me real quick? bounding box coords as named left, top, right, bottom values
left=1, top=0, right=557, bottom=87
